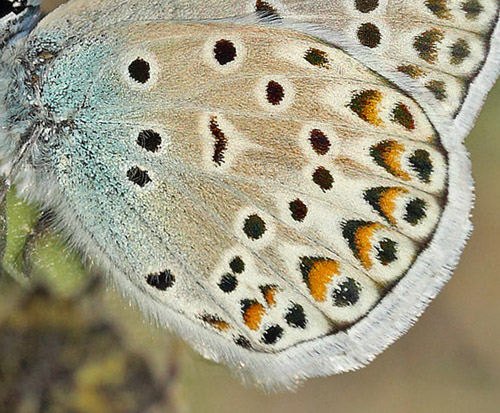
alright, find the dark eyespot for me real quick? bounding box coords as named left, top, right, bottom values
left=357, top=23, right=381, bottom=48
left=332, top=278, right=361, bottom=307
left=255, top=0, right=280, bottom=19
left=127, top=167, right=152, bottom=187
left=376, top=238, right=398, bottom=265
left=235, top=335, right=252, bottom=349
left=128, top=58, right=151, bottom=84
left=285, top=303, right=307, bottom=329
left=137, top=130, right=162, bottom=152
left=243, top=214, right=267, bottom=240
left=262, top=325, right=284, bottom=344
left=209, top=116, right=228, bottom=166
left=146, top=270, right=175, bottom=290
left=289, top=199, right=308, bottom=222
left=409, top=149, right=433, bottom=183
left=304, top=48, right=330, bottom=68
left=309, top=129, right=331, bottom=155
left=266, top=80, right=285, bottom=105
left=312, top=167, right=334, bottom=191
left=214, top=39, right=237, bottom=65
left=404, top=198, right=428, bottom=225
left=229, top=257, right=245, bottom=274
left=355, top=0, right=379, bottom=13
left=219, top=273, right=238, bottom=293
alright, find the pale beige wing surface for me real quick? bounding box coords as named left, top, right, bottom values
left=13, top=0, right=497, bottom=387
left=26, top=21, right=447, bottom=354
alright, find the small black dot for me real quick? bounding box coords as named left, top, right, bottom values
left=137, top=130, right=162, bottom=152
left=289, top=199, right=308, bottom=222
left=146, top=270, right=175, bottom=291
left=235, top=335, right=252, bottom=349
left=309, top=129, right=331, bottom=155
left=128, top=58, right=151, bottom=84
left=404, top=198, right=427, bottom=225
left=312, top=167, right=334, bottom=191
left=266, top=80, right=285, bottom=105
left=262, top=324, right=284, bottom=345
left=127, top=167, right=152, bottom=187
left=355, top=0, right=379, bottom=13
left=256, top=0, right=280, bottom=19
left=450, top=39, right=471, bottom=65
left=332, top=278, right=361, bottom=307
left=218, top=273, right=238, bottom=293
left=285, top=303, right=307, bottom=329
left=357, top=23, right=381, bottom=48
left=229, top=257, right=245, bottom=274
left=243, top=214, right=267, bottom=240
left=409, top=149, right=433, bottom=183
left=214, top=39, right=237, bottom=65
left=376, top=238, right=398, bottom=265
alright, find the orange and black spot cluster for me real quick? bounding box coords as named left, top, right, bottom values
left=218, top=256, right=246, bottom=293
left=304, top=48, right=330, bottom=68
left=260, top=285, right=279, bottom=307
left=370, top=140, right=411, bottom=181
left=413, top=29, right=444, bottom=64
left=342, top=220, right=398, bottom=268
left=201, top=314, right=231, bottom=332
left=241, top=299, right=266, bottom=331
left=355, top=0, right=379, bottom=13
left=364, top=186, right=408, bottom=225
left=209, top=116, right=228, bottom=166
left=213, top=39, right=237, bottom=65
left=300, top=257, right=340, bottom=302
left=357, top=23, right=381, bottom=48
left=146, top=270, right=175, bottom=291
left=348, top=89, right=383, bottom=126
left=128, top=58, right=150, bottom=84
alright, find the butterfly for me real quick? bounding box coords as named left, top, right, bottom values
left=0, top=0, right=498, bottom=390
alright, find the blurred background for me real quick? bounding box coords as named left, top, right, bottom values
left=1, top=1, right=499, bottom=412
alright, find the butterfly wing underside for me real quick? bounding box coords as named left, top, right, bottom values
left=16, top=0, right=499, bottom=387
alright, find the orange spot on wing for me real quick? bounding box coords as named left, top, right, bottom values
left=243, top=302, right=266, bottom=331
left=201, top=315, right=231, bottom=332
left=308, top=259, right=340, bottom=302
left=261, top=285, right=279, bottom=307
left=355, top=223, right=382, bottom=269
left=348, top=90, right=383, bottom=126
left=379, top=187, right=408, bottom=225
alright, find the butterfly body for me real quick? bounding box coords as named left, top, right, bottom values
left=0, top=0, right=497, bottom=388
